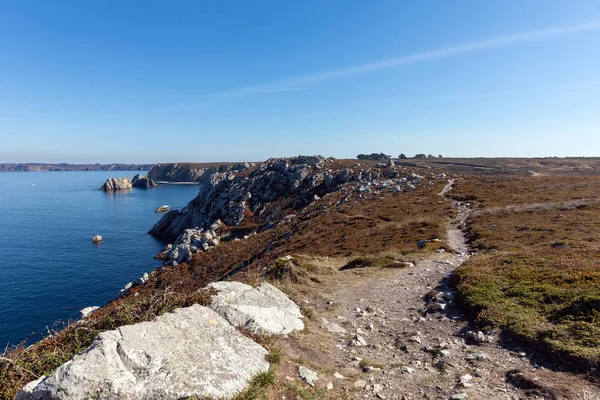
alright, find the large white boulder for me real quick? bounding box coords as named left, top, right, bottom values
left=208, top=281, right=304, bottom=335
left=17, top=304, right=269, bottom=400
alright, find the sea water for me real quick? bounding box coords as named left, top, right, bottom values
left=0, top=171, right=199, bottom=348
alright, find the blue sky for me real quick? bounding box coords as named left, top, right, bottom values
left=0, top=1, right=599, bottom=163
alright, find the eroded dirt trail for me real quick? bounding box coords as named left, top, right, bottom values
left=287, top=180, right=600, bottom=400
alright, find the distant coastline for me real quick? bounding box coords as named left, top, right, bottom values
left=0, top=163, right=153, bottom=172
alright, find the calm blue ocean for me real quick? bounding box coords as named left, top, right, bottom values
left=0, top=171, right=199, bottom=348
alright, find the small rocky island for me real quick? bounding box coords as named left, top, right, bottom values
left=100, top=174, right=157, bottom=191
left=131, top=174, right=158, bottom=189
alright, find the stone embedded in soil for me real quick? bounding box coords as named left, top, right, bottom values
left=349, top=333, right=368, bottom=347
left=354, top=380, right=367, bottom=388
left=321, top=318, right=347, bottom=334
left=298, top=366, right=318, bottom=387
left=465, top=330, right=487, bottom=343
left=466, top=352, right=489, bottom=361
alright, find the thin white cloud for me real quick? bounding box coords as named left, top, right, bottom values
left=217, top=20, right=600, bottom=99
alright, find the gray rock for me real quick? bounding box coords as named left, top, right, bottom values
left=465, top=330, right=487, bottom=343
left=131, top=174, right=157, bottom=189
left=147, top=163, right=215, bottom=183
left=91, top=235, right=102, bottom=243
left=459, top=374, right=473, bottom=387
left=354, top=380, right=367, bottom=388
left=100, top=177, right=132, bottom=191
left=135, top=272, right=149, bottom=286
left=17, top=304, right=269, bottom=400
left=79, top=306, right=99, bottom=318
left=149, top=156, right=361, bottom=239
left=465, top=352, right=489, bottom=361
left=298, top=366, right=318, bottom=387
left=321, top=318, right=347, bottom=334
left=349, top=334, right=368, bottom=347
left=208, top=281, right=304, bottom=335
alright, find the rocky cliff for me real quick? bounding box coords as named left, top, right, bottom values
left=149, top=155, right=435, bottom=264
left=147, top=162, right=254, bottom=183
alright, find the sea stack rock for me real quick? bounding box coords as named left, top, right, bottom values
left=91, top=235, right=103, bottom=243
left=100, top=177, right=132, bottom=191
left=155, top=205, right=170, bottom=213
left=131, top=173, right=158, bottom=189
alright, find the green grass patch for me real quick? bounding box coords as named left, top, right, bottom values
left=454, top=248, right=600, bottom=368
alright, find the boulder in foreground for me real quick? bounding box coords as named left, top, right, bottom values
left=17, top=304, right=269, bottom=400
left=209, top=281, right=305, bottom=335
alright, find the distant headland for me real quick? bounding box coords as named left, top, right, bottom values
left=0, top=163, right=154, bottom=172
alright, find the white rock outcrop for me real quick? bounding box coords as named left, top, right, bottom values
left=17, top=304, right=269, bottom=400
left=79, top=306, right=99, bottom=318
left=209, top=281, right=304, bottom=335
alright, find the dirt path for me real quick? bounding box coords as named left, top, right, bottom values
left=282, top=180, right=600, bottom=399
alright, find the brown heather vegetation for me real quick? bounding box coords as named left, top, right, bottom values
left=0, top=169, right=451, bottom=400
left=450, top=174, right=600, bottom=371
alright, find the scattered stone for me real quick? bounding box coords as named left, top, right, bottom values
left=409, top=336, right=422, bottom=344
left=400, top=366, right=415, bottom=374
left=451, top=393, right=468, bottom=399
left=326, top=381, right=333, bottom=390
left=354, top=380, right=367, bottom=389
left=334, top=372, right=345, bottom=379
left=350, top=334, right=368, bottom=347
left=135, top=272, right=149, bottom=286
left=459, top=374, right=473, bottom=387
left=208, top=281, right=304, bottom=335
left=79, top=306, right=99, bottom=318
left=321, top=318, right=347, bottom=334
left=465, top=330, right=487, bottom=343
left=372, top=383, right=384, bottom=397
left=17, top=305, right=269, bottom=400
left=298, top=366, right=318, bottom=387
left=465, top=352, right=489, bottom=361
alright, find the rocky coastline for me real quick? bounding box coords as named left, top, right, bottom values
left=0, top=163, right=153, bottom=172
left=148, top=155, right=439, bottom=266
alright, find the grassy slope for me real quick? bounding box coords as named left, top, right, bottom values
left=451, top=175, right=600, bottom=370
